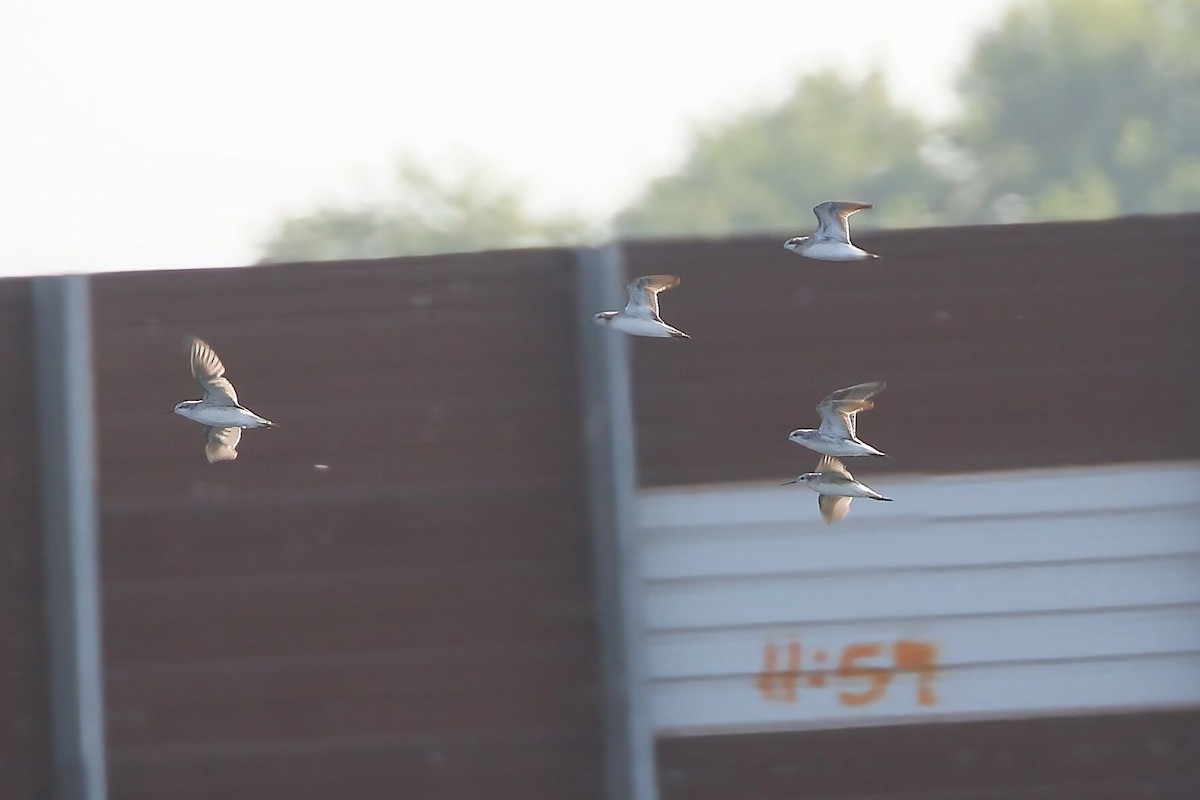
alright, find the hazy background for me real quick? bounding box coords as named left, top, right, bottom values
left=3, top=0, right=1196, bottom=275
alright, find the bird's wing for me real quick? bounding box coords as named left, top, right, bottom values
left=624, top=274, right=681, bottom=319
left=819, top=494, right=853, bottom=524
left=816, top=381, right=885, bottom=438
left=812, top=201, right=873, bottom=243
left=817, top=403, right=858, bottom=439
left=203, top=426, right=241, bottom=463
left=816, top=455, right=853, bottom=481
left=188, top=336, right=239, bottom=406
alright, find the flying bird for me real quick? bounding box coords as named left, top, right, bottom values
left=783, top=201, right=878, bottom=261
left=789, top=381, right=887, bottom=457
left=782, top=455, right=892, bottom=524
left=593, top=274, right=690, bottom=338
left=172, top=336, right=275, bottom=462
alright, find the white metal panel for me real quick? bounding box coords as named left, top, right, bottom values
left=653, top=653, right=1200, bottom=735
left=648, top=605, right=1200, bottom=679
left=647, top=557, right=1200, bottom=629
left=643, top=511, right=1200, bottom=580
left=639, top=461, right=1200, bottom=529
left=638, top=461, right=1200, bottom=736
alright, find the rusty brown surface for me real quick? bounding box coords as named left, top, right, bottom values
left=624, top=214, right=1200, bottom=486
left=90, top=250, right=602, bottom=799
left=656, top=708, right=1200, bottom=799
left=0, top=278, right=52, bottom=800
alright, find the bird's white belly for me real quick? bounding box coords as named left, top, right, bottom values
left=800, top=241, right=872, bottom=261
left=610, top=317, right=675, bottom=337
left=798, top=437, right=871, bottom=457
left=810, top=482, right=873, bottom=498
left=187, top=405, right=264, bottom=427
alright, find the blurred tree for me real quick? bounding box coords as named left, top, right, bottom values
left=951, top=0, right=1200, bottom=222
left=258, top=161, right=590, bottom=263
left=616, top=71, right=953, bottom=238
left=263, top=0, right=1199, bottom=260
left=619, top=0, right=1200, bottom=236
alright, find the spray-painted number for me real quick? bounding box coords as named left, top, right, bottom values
left=755, top=638, right=938, bottom=706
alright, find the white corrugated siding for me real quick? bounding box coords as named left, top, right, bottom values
left=638, top=461, right=1200, bottom=736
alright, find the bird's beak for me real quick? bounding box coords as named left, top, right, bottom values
left=780, top=479, right=798, bottom=486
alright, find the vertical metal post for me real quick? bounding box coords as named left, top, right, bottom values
left=33, top=275, right=108, bottom=800
left=574, top=244, right=658, bottom=800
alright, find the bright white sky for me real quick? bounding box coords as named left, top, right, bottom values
left=1, top=0, right=1012, bottom=276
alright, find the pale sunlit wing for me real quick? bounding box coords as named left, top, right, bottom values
left=813, top=201, right=873, bottom=243
left=816, top=381, right=886, bottom=439
left=816, top=455, right=854, bottom=481
left=203, top=425, right=241, bottom=463
left=819, top=494, right=853, bottom=524
left=188, top=335, right=239, bottom=406
left=624, top=274, right=681, bottom=319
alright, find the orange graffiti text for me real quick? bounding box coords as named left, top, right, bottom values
left=756, top=638, right=939, bottom=707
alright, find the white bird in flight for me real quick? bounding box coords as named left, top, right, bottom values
left=783, top=201, right=878, bottom=261
left=789, top=381, right=887, bottom=457
left=593, top=274, right=690, bottom=338
left=172, top=336, right=275, bottom=462
left=782, top=455, right=892, bottom=524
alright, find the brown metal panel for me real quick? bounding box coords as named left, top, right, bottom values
left=100, top=551, right=593, bottom=663
left=101, top=492, right=588, bottom=583
left=103, top=642, right=597, bottom=746
left=108, top=732, right=600, bottom=800
left=624, top=214, right=1200, bottom=485
left=656, top=709, right=1200, bottom=800
left=91, top=251, right=585, bottom=500
left=0, top=278, right=52, bottom=800
left=90, top=250, right=602, bottom=799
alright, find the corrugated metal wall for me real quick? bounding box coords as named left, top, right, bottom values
left=641, top=462, right=1200, bottom=734
left=623, top=214, right=1200, bottom=484
left=3, top=214, right=1198, bottom=800
left=656, top=709, right=1200, bottom=799
left=621, top=214, right=1200, bottom=799
left=89, top=251, right=602, bottom=800
left=0, top=279, right=52, bottom=800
